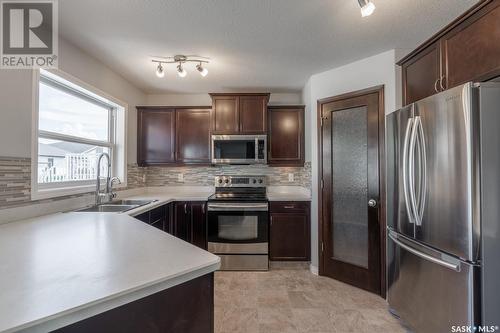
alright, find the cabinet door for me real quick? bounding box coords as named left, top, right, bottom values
left=137, top=109, right=176, bottom=165
left=239, top=95, right=267, bottom=134
left=268, top=107, right=304, bottom=166
left=270, top=210, right=310, bottom=261
left=441, top=2, right=500, bottom=89
left=402, top=43, right=441, bottom=105
left=190, top=202, right=207, bottom=250
left=211, top=96, right=239, bottom=134
left=176, top=109, right=211, bottom=164
left=174, top=202, right=190, bottom=242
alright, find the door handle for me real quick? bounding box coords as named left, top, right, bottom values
left=368, top=199, right=377, bottom=207
left=403, top=117, right=415, bottom=224
left=439, top=75, right=446, bottom=91
left=416, top=119, right=427, bottom=226
left=408, top=116, right=420, bottom=226
left=434, top=78, right=440, bottom=93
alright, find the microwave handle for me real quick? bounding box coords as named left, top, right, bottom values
left=255, top=138, right=259, bottom=162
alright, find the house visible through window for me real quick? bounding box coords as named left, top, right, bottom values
left=37, top=71, right=116, bottom=187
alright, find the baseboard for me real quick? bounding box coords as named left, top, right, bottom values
left=309, top=264, right=319, bottom=275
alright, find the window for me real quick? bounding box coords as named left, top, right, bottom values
left=33, top=70, right=127, bottom=199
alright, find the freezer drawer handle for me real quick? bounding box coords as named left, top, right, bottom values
left=389, top=231, right=461, bottom=272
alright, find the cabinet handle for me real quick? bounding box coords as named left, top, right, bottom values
left=284, top=205, right=295, bottom=209
left=202, top=203, right=205, bottom=214
left=270, top=216, right=273, bottom=226
left=434, top=78, right=440, bottom=93
left=439, top=75, right=446, bottom=91
left=184, top=203, right=187, bottom=214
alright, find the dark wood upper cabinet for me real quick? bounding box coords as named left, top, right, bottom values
left=442, top=2, right=500, bottom=89
left=210, top=93, right=270, bottom=135
left=239, top=95, right=268, bottom=134
left=211, top=95, right=239, bottom=134
left=398, top=0, right=500, bottom=105
left=137, top=106, right=211, bottom=166
left=268, top=106, right=305, bottom=167
left=137, top=108, right=175, bottom=166
left=176, top=109, right=211, bottom=164
left=401, top=43, right=441, bottom=105
left=270, top=201, right=310, bottom=261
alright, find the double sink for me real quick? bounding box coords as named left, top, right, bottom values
left=77, top=199, right=156, bottom=213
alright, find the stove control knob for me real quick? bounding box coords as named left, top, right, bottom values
left=218, top=179, right=223, bottom=184
left=258, top=179, right=263, bottom=184
left=224, top=179, right=230, bottom=184
left=252, top=179, right=257, bottom=184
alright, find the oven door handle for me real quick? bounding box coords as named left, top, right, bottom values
left=207, top=203, right=268, bottom=211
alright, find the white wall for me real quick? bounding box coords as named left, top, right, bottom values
left=145, top=92, right=302, bottom=106
left=0, top=38, right=147, bottom=162
left=302, top=49, right=402, bottom=270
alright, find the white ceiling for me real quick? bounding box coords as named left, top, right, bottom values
left=59, top=0, right=478, bottom=94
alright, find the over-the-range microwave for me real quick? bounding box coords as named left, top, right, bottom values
left=211, top=135, right=267, bottom=165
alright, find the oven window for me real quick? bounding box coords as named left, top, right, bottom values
left=214, top=141, right=255, bottom=159
left=218, top=216, right=258, bottom=240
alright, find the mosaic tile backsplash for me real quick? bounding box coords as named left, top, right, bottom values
left=0, top=157, right=310, bottom=209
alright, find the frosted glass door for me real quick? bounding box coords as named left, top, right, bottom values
left=319, top=90, right=381, bottom=295
left=331, top=107, right=368, bottom=268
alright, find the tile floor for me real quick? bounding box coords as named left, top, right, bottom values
left=214, top=264, right=407, bottom=333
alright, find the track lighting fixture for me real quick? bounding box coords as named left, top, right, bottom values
left=358, top=0, right=375, bottom=17
left=152, top=55, right=210, bottom=78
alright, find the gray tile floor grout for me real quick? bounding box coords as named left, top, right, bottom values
left=214, top=267, right=408, bottom=333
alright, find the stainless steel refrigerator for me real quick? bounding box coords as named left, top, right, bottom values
left=386, top=82, right=500, bottom=332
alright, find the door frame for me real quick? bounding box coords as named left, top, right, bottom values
left=317, top=85, right=386, bottom=297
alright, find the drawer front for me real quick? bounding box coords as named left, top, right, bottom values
left=270, top=201, right=310, bottom=213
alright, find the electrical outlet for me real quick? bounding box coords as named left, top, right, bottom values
left=288, top=173, right=294, bottom=182
left=178, top=173, right=184, bottom=182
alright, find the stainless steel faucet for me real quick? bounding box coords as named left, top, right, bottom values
left=95, top=152, right=121, bottom=205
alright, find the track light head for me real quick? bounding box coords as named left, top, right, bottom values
left=177, top=63, right=187, bottom=78
left=196, top=63, right=208, bottom=77
left=358, top=0, right=375, bottom=17
left=155, top=63, right=165, bottom=78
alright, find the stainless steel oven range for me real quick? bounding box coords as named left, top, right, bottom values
left=207, top=175, right=269, bottom=271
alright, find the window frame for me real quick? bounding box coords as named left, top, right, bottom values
left=32, top=69, right=128, bottom=200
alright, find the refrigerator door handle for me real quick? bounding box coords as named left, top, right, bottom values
left=416, top=117, right=427, bottom=226
left=403, top=117, right=415, bottom=224
left=388, top=230, right=461, bottom=272
left=408, top=116, right=420, bottom=225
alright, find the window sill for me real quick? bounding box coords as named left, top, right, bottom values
left=32, top=182, right=127, bottom=201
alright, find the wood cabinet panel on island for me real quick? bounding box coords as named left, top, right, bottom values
left=137, top=106, right=211, bottom=166
left=268, top=106, right=305, bottom=167
left=399, top=0, right=500, bottom=105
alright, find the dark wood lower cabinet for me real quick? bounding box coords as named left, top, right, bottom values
left=52, top=273, right=214, bottom=333
left=134, top=204, right=172, bottom=234
left=269, top=201, right=310, bottom=261
left=133, top=201, right=206, bottom=250
left=174, top=201, right=207, bottom=250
